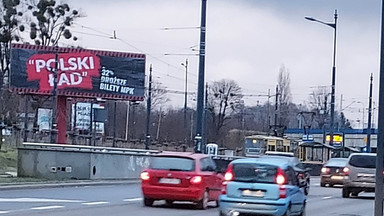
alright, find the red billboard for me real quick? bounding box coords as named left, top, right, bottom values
left=10, top=44, right=146, bottom=101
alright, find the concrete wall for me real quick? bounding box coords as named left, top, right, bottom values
left=18, top=143, right=159, bottom=180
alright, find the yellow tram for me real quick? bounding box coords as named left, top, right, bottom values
left=244, top=135, right=291, bottom=157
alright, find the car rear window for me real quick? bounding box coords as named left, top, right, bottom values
left=233, top=163, right=277, bottom=183
left=326, top=158, right=348, bottom=167
left=150, top=156, right=195, bottom=171
left=349, top=155, right=376, bottom=168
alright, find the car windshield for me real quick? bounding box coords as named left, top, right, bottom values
left=326, top=158, right=348, bottom=167
left=150, top=156, right=195, bottom=171
left=233, top=163, right=277, bottom=183
left=349, top=155, right=376, bottom=168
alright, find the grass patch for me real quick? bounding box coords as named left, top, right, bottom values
left=0, top=150, right=17, bottom=172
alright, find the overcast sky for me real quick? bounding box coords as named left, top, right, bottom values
left=66, top=0, right=382, bottom=128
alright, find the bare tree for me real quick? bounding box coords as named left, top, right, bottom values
left=26, top=0, right=81, bottom=46
left=277, top=65, right=292, bottom=128
left=308, top=86, right=329, bottom=129
left=147, top=80, right=169, bottom=110
left=0, top=0, right=25, bottom=88
left=206, top=79, right=242, bottom=143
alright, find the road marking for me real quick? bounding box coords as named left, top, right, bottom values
left=123, top=198, right=142, bottom=202
left=82, top=201, right=109, bottom=205
left=0, top=211, right=9, bottom=214
left=322, top=196, right=333, bottom=200
left=0, top=198, right=82, bottom=203
left=31, top=205, right=64, bottom=210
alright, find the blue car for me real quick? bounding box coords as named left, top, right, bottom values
left=219, top=157, right=306, bottom=216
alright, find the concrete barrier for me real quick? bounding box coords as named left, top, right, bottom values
left=18, top=143, right=161, bottom=180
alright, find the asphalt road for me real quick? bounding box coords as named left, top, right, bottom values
left=0, top=177, right=375, bottom=216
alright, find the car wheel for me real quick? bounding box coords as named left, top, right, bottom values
left=320, top=182, right=326, bottom=187
left=329, top=184, right=334, bottom=187
left=342, top=188, right=350, bottom=198
left=165, top=200, right=173, bottom=206
left=351, top=192, right=359, bottom=197
left=283, top=205, right=292, bottom=216
left=304, top=184, right=309, bottom=195
left=215, top=200, right=220, bottom=207
left=299, top=203, right=306, bottom=216
left=143, top=198, right=154, bottom=207
left=196, top=191, right=209, bottom=210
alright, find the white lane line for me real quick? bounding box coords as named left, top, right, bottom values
left=123, top=198, right=142, bottom=202
left=0, top=211, right=9, bottom=214
left=0, top=198, right=82, bottom=203
left=31, top=205, right=64, bottom=210
left=82, top=201, right=109, bottom=206
left=322, top=196, right=333, bottom=200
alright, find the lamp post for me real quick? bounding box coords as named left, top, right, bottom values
left=305, top=10, right=338, bottom=147
left=195, top=0, right=207, bottom=153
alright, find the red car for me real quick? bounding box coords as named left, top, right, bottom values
left=140, top=152, right=223, bottom=209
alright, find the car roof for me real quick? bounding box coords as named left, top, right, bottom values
left=230, top=157, right=291, bottom=169
left=349, top=153, right=376, bottom=158
left=155, top=151, right=208, bottom=160
left=264, top=151, right=294, bottom=157
left=328, top=157, right=348, bottom=161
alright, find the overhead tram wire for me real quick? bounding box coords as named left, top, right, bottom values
left=72, top=24, right=199, bottom=80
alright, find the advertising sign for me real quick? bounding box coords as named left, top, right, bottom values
left=37, top=108, right=52, bottom=131
left=72, top=102, right=104, bottom=133
left=10, top=44, right=146, bottom=101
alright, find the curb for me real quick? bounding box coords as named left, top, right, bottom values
left=0, top=179, right=140, bottom=191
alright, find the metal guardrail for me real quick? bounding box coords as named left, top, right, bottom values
left=20, top=142, right=162, bottom=155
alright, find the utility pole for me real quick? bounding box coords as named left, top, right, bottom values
left=202, top=82, right=208, bottom=150
left=367, top=73, right=373, bottom=153
left=273, top=85, right=279, bottom=136
left=145, top=65, right=152, bottom=150
left=267, top=89, right=271, bottom=133
left=323, top=95, right=328, bottom=143
left=182, top=59, right=188, bottom=145
left=195, top=0, right=207, bottom=153
left=375, top=0, right=384, bottom=214
left=50, top=47, right=59, bottom=144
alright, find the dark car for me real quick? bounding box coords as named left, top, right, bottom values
left=262, top=155, right=311, bottom=195
left=320, top=157, right=349, bottom=187
left=140, top=152, right=223, bottom=209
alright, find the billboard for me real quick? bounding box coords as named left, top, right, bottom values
left=10, top=44, right=146, bottom=101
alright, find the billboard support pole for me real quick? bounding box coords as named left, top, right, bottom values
left=23, top=95, right=29, bottom=142
left=50, top=46, right=59, bottom=144
left=145, top=65, right=152, bottom=150
left=113, top=101, right=117, bottom=148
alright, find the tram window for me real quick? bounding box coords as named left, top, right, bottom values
left=268, top=145, right=275, bottom=151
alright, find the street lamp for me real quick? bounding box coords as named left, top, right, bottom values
left=305, top=10, right=338, bottom=147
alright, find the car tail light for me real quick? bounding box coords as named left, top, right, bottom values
left=140, top=171, right=150, bottom=181
left=279, top=185, right=287, bottom=199
left=222, top=164, right=234, bottom=195
left=321, top=167, right=330, bottom=174
left=343, top=167, right=350, bottom=175
left=224, top=164, right=234, bottom=181
left=275, top=168, right=286, bottom=185
left=190, top=176, right=202, bottom=184
left=221, top=181, right=228, bottom=194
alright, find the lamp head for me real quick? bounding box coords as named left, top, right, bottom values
left=305, top=17, right=317, bottom=22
